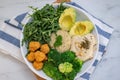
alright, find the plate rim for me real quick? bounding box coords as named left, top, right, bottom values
left=20, top=3, right=99, bottom=80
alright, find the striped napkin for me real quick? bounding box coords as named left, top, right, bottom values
left=0, top=2, right=114, bottom=80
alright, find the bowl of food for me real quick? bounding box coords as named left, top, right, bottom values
left=20, top=3, right=99, bottom=80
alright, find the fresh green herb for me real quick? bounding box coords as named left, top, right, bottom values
left=54, top=35, right=62, bottom=47
left=43, top=49, right=83, bottom=80
left=22, top=4, right=66, bottom=45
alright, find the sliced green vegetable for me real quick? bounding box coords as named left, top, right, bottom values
left=59, top=7, right=76, bottom=31
left=70, top=21, right=94, bottom=36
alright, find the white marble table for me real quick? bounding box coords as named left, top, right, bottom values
left=0, top=0, right=120, bottom=80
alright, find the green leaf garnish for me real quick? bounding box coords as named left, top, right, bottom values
left=54, top=35, right=62, bottom=47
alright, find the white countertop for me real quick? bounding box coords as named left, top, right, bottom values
left=0, top=0, right=120, bottom=80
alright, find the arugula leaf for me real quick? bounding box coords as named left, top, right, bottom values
left=22, top=4, right=66, bottom=45
left=54, top=35, right=62, bottom=47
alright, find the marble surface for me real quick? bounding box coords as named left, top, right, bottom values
left=0, top=0, right=120, bottom=80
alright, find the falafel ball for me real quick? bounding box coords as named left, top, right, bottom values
left=29, top=41, right=41, bottom=52
left=34, top=51, right=46, bottom=62
left=27, top=52, right=35, bottom=62
left=33, top=61, right=43, bottom=70
left=40, top=44, right=50, bottom=54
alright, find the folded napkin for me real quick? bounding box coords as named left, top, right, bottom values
left=0, top=2, right=114, bottom=80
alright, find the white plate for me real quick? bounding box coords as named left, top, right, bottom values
left=20, top=3, right=99, bottom=80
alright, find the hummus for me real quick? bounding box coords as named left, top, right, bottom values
left=70, top=33, right=97, bottom=61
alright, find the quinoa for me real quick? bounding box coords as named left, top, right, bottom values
left=49, top=30, right=71, bottom=53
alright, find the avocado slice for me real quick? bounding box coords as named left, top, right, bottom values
left=70, top=21, right=94, bottom=36
left=59, top=7, right=76, bottom=31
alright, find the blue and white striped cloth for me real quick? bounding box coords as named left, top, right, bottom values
left=0, top=2, right=114, bottom=80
